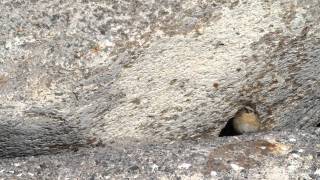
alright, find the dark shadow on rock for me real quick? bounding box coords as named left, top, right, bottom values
left=218, top=118, right=240, bottom=137
left=0, top=121, right=88, bottom=158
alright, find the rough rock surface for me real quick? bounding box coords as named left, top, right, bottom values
left=0, top=129, right=319, bottom=179
left=0, top=0, right=319, bottom=179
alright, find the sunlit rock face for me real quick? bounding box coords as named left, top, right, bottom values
left=0, top=2, right=319, bottom=177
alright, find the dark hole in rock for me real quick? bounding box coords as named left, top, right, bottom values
left=128, top=165, right=140, bottom=172
left=317, top=123, right=320, bottom=127
left=218, top=118, right=241, bottom=137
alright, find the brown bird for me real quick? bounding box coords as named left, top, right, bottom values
left=232, top=106, right=261, bottom=134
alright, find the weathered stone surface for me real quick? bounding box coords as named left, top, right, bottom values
left=0, top=0, right=319, bottom=178
left=0, top=129, right=319, bottom=179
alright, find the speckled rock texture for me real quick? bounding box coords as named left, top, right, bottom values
left=0, top=129, right=319, bottom=179
left=0, top=0, right=319, bottom=179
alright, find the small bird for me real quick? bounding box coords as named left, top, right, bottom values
left=232, top=106, right=261, bottom=134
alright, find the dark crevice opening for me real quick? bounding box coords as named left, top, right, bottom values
left=218, top=118, right=241, bottom=137
left=316, top=123, right=320, bottom=127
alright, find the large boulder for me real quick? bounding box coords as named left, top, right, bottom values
left=0, top=129, right=319, bottom=179
left=0, top=0, right=319, bottom=178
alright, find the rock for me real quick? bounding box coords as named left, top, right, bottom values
left=0, top=129, right=319, bottom=179
left=0, top=0, right=319, bottom=179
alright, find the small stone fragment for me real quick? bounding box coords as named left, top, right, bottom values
left=178, top=163, right=191, bottom=170
left=230, top=163, right=244, bottom=171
